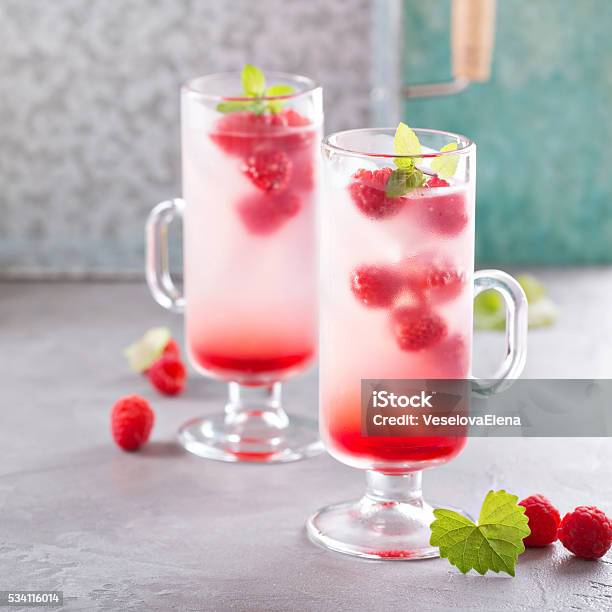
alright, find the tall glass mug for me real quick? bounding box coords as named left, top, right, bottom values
left=147, top=72, right=324, bottom=463
left=307, top=128, right=528, bottom=558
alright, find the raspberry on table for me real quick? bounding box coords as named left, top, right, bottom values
left=242, top=150, right=292, bottom=192
left=391, top=305, right=447, bottom=351
left=142, top=337, right=181, bottom=375
left=558, top=505, right=612, bottom=559
left=162, top=338, right=181, bottom=359
left=111, top=395, right=155, bottom=451
left=350, top=264, right=402, bottom=308
left=519, top=494, right=561, bottom=547
left=148, top=355, right=187, bottom=396
left=237, top=191, right=301, bottom=235
left=348, top=167, right=406, bottom=220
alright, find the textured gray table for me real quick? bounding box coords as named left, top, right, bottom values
left=2, top=270, right=612, bottom=611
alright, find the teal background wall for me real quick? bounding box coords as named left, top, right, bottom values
left=402, top=0, right=612, bottom=265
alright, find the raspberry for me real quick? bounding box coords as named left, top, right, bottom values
left=427, top=176, right=450, bottom=188
left=142, top=337, right=181, bottom=375
left=210, top=111, right=285, bottom=156
left=350, top=265, right=402, bottom=308
left=405, top=257, right=464, bottom=303
left=242, top=150, right=291, bottom=192
left=349, top=168, right=406, bottom=220
left=148, top=355, right=187, bottom=396
left=111, top=395, right=154, bottom=451
left=276, top=109, right=315, bottom=149
left=290, top=146, right=316, bottom=192
left=518, top=495, right=561, bottom=547
left=238, top=191, right=301, bottom=235
left=558, top=506, right=612, bottom=559
left=418, top=190, right=468, bottom=236
left=163, top=338, right=180, bottom=358
left=429, top=333, right=469, bottom=378
left=280, top=108, right=310, bottom=127
left=391, top=306, right=447, bottom=351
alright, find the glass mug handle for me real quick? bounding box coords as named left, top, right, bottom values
left=472, top=269, right=528, bottom=396
left=145, top=198, right=185, bottom=314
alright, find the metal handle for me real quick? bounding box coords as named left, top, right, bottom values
left=452, top=0, right=496, bottom=81
left=145, top=198, right=185, bottom=314
left=403, top=0, right=496, bottom=99
left=472, top=269, right=528, bottom=396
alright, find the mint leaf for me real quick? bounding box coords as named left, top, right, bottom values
left=394, top=121, right=421, bottom=168
left=385, top=166, right=426, bottom=198
left=241, top=64, right=266, bottom=97
left=219, top=66, right=296, bottom=114
left=431, top=142, right=459, bottom=179
left=394, top=122, right=421, bottom=156
left=216, top=100, right=260, bottom=114
left=430, top=490, right=530, bottom=576
left=265, top=84, right=295, bottom=97
left=265, top=84, right=295, bottom=113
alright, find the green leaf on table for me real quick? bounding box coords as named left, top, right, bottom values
left=474, top=273, right=558, bottom=330
left=516, top=274, right=546, bottom=303
left=430, top=490, right=531, bottom=576
left=474, top=289, right=505, bottom=330
left=527, top=296, right=558, bottom=327
left=431, top=142, right=459, bottom=179
left=385, top=166, right=426, bottom=198
left=241, top=64, right=266, bottom=97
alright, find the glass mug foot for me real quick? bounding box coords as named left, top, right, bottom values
left=306, top=471, right=470, bottom=560
left=177, top=382, right=323, bottom=463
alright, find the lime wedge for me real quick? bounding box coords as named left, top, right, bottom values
left=124, top=327, right=171, bottom=373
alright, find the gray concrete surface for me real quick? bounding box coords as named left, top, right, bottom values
left=1, top=270, right=611, bottom=611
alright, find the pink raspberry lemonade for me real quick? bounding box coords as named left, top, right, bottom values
left=307, top=125, right=528, bottom=559
left=183, top=104, right=319, bottom=386
left=147, top=67, right=324, bottom=463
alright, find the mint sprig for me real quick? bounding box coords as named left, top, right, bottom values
left=385, top=165, right=426, bottom=197
left=216, top=64, right=295, bottom=115
left=430, top=490, right=530, bottom=576
left=431, top=142, right=459, bottom=179
left=385, top=122, right=425, bottom=197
